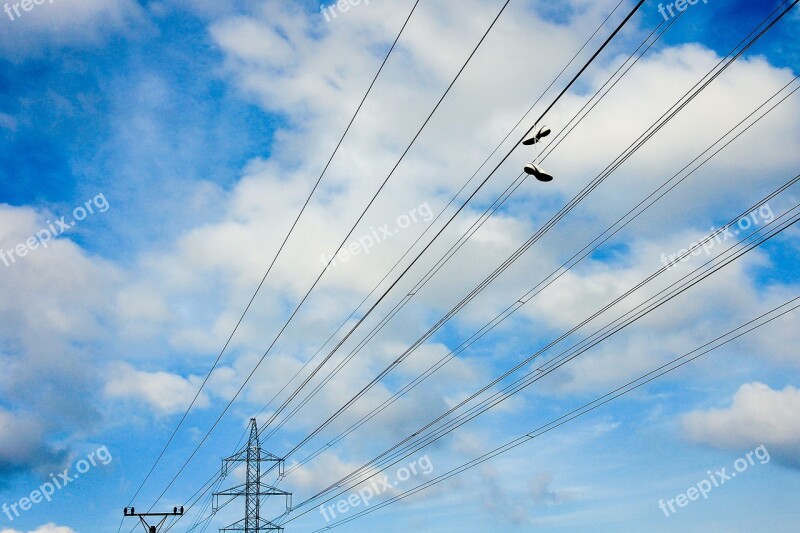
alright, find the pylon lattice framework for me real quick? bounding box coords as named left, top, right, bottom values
left=213, top=418, right=292, bottom=532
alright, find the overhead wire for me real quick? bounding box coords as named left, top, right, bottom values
left=271, top=0, right=795, bottom=464
left=144, top=0, right=522, bottom=511
left=281, top=76, right=800, bottom=475
left=122, top=0, right=424, bottom=518
left=310, top=187, right=800, bottom=505
left=248, top=0, right=632, bottom=431
left=304, top=293, right=800, bottom=531
left=160, top=2, right=642, bottom=527
left=152, top=0, right=653, bottom=510
left=154, top=0, right=793, bottom=526
left=251, top=0, right=650, bottom=449
left=287, top=186, right=800, bottom=517
left=260, top=6, right=676, bottom=447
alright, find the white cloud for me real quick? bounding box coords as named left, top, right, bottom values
left=0, top=523, right=76, bottom=533
left=1, top=2, right=799, bottom=521
left=0, top=203, right=119, bottom=474
left=104, top=362, right=210, bottom=415
left=0, top=0, right=145, bottom=60
left=682, top=382, right=800, bottom=467
left=0, top=409, right=67, bottom=476
left=84, top=0, right=799, bottom=489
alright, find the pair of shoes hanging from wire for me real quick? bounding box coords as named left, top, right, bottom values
left=521, top=125, right=554, bottom=182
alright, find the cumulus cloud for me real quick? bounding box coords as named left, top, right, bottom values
left=1, top=1, right=798, bottom=523
left=1, top=524, right=77, bottom=533
left=118, top=4, right=800, bottom=495
left=0, top=0, right=146, bottom=60
left=104, top=362, right=210, bottom=415
left=682, top=382, right=800, bottom=467
left=0, top=409, right=67, bottom=477
left=0, top=203, right=119, bottom=477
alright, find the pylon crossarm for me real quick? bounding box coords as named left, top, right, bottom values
left=256, top=483, right=291, bottom=497
left=135, top=515, right=168, bottom=532
left=223, top=483, right=289, bottom=496
left=212, top=492, right=239, bottom=512
left=223, top=450, right=249, bottom=463
left=262, top=458, right=283, bottom=478
left=222, top=455, right=283, bottom=478
left=215, top=483, right=247, bottom=497
left=259, top=450, right=283, bottom=462
left=123, top=508, right=183, bottom=532
left=220, top=517, right=284, bottom=532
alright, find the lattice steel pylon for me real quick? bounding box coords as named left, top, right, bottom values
left=213, top=418, right=292, bottom=532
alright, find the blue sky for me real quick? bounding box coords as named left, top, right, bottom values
left=0, top=0, right=799, bottom=532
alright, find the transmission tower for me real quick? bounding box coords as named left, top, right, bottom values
left=213, top=418, right=292, bottom=532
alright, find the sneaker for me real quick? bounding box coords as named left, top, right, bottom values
left=521, top=125, right=552, bottom=145
left=523, top=162, right=554, bottom=182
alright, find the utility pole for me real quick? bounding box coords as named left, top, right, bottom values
left=122, top=507, right=184, bottom=532
left=213, top=418, right=292, bottom=532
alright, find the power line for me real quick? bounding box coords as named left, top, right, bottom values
left=271, top=0, right=788, bottom=464
left=261, top=5, right=674, bottom=447
left=123, top=0, right=423, bottom=516
left=159, top=0, right=792, bottom=525
left=281, top=78, right=800, bottom=475
left=274, top=3, right=798, bottom=520
left=304, top=294, right=800, bottom=531
left=317, top=196, right=800, bottom=507
left=248, top=0, right=631, bottom=433
left=267, top=8, right=679, bottom=448
left=158, top=3, right=641, bottom=526
left=143, top=0, right=519, bottom=511
left=253, top=0, right=649, bottom=448
left=375, top=202, right=800, bottom=482
left=288, top=190, right=800, bottom=516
